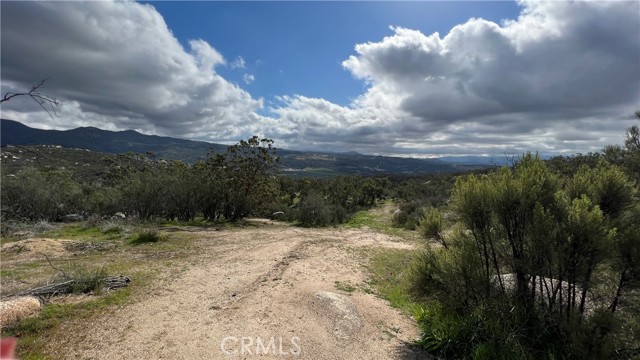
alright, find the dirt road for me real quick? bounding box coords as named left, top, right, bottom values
left=55, top=221, right=429, bottom=359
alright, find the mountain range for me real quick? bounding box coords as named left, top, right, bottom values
left=0, top=119, right=497, bottom=176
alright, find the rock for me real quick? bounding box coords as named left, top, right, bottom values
left=492, top=273, right=595, bottom=315
left=314, top=291, right=363, bottom=342
left=61, top=214, right=83, bottom=222
left=112, top=212, right=126, bottom=220
left=0, top=296, right=42, bottom=328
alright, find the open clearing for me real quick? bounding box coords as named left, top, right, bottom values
left=1, top=214, right=432, bottom=359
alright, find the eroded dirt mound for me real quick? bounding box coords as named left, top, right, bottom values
left=1, top=238, right=73, bottom=257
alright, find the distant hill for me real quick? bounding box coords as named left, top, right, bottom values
left=436, top=155, right=510, bottom=166
left=1, top=119, right=486, bottom=176
left=0, top=119, right=226, bottom=163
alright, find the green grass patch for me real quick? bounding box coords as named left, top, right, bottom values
left=42, top=224, right=123, bottom=242
left=1, top=223, right=199, bottom=359
left=129, top=230, right=164, bottom=245
left=334, top=280, right=357, bottom=293
left=0, top=269, right=18, bottom=277
left=345, top=209, right=407, bottom=238
left=346, top=211, right=379, bottom=228
left=365, top=248, right=422, bottom=315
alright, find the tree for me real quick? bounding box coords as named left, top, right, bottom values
left=218, top=136, right=279, bottom=221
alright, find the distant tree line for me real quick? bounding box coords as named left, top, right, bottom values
left=0, top=136, right=389, bottom=226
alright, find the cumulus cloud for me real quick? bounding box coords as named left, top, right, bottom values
left=332, top=0, right=640, bottom=155
left=1, top=0, right=638, bottom=156
left=0, top=1, right=263, bottom=140
left=268, top=0, right=639, bottom=155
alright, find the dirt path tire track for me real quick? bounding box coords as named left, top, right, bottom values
left=59, top=221, right=430, bottom=359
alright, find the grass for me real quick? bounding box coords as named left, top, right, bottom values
left=345, top=203, right=425, bottom=314
left=345, top=202, right=414, bottom=239
left=334, top=280, right=357, bottom=293
left=129, top=230, right=164, bottom=245
left=345, top=211, right=380, bottom=228
left=0, top=222, right=198, bottom=359
left=365, top=248, right=422, bottom=315
left=0, top=220, right=59, bottom=244
left=42, top=224, right=124, bottom=242
left=158, top=217, right=214, bottom=227
left=3, top=287, right=133, bottom=360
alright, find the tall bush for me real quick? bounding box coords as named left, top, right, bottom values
left=412, top=154, right=639, bottom=358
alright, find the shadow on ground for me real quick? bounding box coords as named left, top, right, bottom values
left=394, top=342, right=435, bottom=360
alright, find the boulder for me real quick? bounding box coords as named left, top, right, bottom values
left=314, top=291, right=363, bottom=342
left=0, top=296, right=42, bottom=328
left=61, top=214, right=83, bottom=222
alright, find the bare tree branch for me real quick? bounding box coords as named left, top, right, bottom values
left=1, top=79, right=61, bottom=120
left=43, top=253, right=69, bottom=279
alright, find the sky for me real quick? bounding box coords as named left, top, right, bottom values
left=1, top=0, right=639, bottom=157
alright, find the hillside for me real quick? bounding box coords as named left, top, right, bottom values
left=0, top=119, right=226, bottom=163
left=1, top=119, right=485, bottom=176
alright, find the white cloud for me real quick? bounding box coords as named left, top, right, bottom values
left=231, top=56, right=246, bottom=69
left=277, top=0, right=640, bottom=155
left=0, top=1, right=262, bottom=140
left=243, top=73, right=255, bottom=84
left=1, top=0, right=638, bottom=157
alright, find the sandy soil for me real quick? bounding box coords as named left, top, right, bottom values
left=53, top=221, right=431, bottom=359
left=1, top=238, right=74, bottom=260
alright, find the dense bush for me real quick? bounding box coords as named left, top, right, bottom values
left=1, top=168, right=83, bottom=221
left=412, top=154, right=640, bottom=359
left=419, top=207, right=446, bottom=247
left=298, top=191, right=334, bottom=227
left=392, top=201, right=424, bottom=230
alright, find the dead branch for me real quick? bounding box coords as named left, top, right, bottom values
left=15, top=276, right=131, bottom=298
left=1, top=79, right=61, bottom=120
left=43, top=253, right=69, bottom=279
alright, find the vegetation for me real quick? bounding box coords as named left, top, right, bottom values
left=409, top=121, right=640, bottom=359
left=129, top=230, right=164, bottom=245
left=1, top=136, right=391, bottom=229
left=2, top=117, right=639, bottom=359
left=0, top=218, right=196, bottom=358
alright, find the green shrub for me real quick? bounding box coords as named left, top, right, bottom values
left=392, top=201, right=425, bottom=230
left=298, top=191, right=333, bottom=227
left=129, top=230, right=163, bottom=245
left=68, top=266, right=108, bottom=294
left=419, top=207, right=446, bottom=246
left=411, top=154, right=638, bottom=359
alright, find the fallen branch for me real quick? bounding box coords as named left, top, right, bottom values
left=102, top=275, right=131, bottom=291
left=15, top=276, right=130, bottom=298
